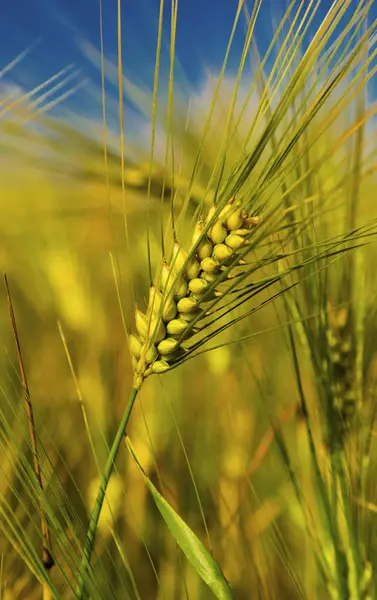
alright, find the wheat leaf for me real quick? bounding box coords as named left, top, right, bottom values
left=126, top=437, right=235, bottom=600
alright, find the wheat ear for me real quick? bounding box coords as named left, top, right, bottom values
left=129, top=197, right=260, bottom=389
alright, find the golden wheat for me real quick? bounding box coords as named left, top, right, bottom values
left=129, top=197, right=259, bottom=388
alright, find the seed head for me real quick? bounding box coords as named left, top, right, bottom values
left=130, top=199, right=260, bottom=385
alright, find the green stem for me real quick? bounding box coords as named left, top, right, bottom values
left=76, top=386, right=139, bottom=599
left=329, top=451, right=349, bottom=600
left=335, top=451, right=362, bottom=600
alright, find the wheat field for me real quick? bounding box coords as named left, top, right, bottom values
left=1, top=1, right=377, bottom=599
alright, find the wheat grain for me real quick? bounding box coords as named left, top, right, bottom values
left=129, top=198, right=259, bottom=387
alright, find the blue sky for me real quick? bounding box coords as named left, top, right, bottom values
left=1, top=0, right=377, bottom=132
left=1, top=0, right=258, bottom=93
left=2, top=0, right=373, bottom=83
left=2, top=0, right=240, bottom=77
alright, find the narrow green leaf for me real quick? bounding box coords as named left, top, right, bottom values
left=127, top=438, right=235, bottom=600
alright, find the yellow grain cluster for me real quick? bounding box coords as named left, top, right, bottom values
left=129, top=198, right=259, bottom=387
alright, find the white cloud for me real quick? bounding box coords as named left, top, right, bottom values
left=0, top=81, right=25, bottom=100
